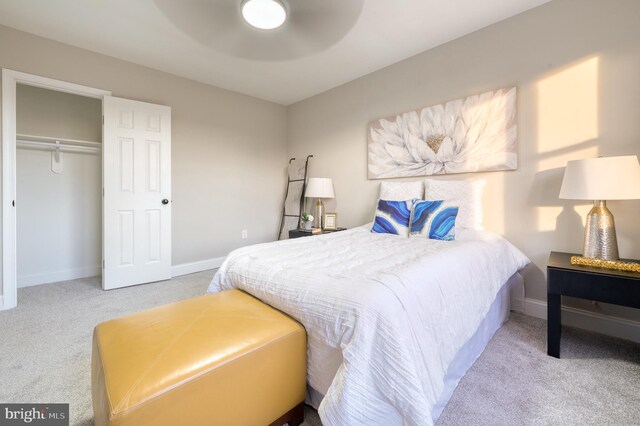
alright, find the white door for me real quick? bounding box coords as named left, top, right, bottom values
left=102, top=96, right=171, bottom=290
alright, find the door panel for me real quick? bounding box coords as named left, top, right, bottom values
left=119, top=211, right=134, bottom=266
left=118, top=137, right=134, bottom=192
left=147, top=209, right=161, bottom=263
left=103, top=96, right=171, bottom=290
left=147, top=140, right=161, bottom=192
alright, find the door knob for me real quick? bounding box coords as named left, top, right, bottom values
left=162, top=199, right=169, bottom=205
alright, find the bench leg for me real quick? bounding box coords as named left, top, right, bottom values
left=270, top=401, right=305, bottom=426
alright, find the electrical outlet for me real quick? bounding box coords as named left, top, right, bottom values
left=241, top=229, right=248, bottom=239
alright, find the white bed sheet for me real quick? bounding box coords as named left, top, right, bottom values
left=207, top=225, right=529, bottom=426
left=306, top=271, right=523, bottom=423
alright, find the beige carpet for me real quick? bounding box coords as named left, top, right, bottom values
left=1, top=273, right=638, bottom=425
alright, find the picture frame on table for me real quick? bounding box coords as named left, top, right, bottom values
left=324, top=212, right=338, bottom=230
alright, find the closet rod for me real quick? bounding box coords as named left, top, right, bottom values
left=16, top=133, right=101, bottom=148
left=16, top=139, right=100, bottom=154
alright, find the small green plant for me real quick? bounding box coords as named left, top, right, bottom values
left=301, top=212, right=313, bottom=223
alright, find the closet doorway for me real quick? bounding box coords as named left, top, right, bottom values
left=1, top=70, right=173, bottom=310
left=16, top=84, right=103, bottom=289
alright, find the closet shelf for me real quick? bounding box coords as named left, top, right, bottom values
left=16, top=133, right=101, bottom=154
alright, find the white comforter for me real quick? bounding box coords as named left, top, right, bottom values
left=207, top=226, right=529, bottom=426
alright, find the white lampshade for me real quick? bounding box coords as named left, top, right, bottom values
left=559, top=156, right=640, bottom=200
left=241, top=0, right=287, bottom=30
left=305, top=177, right=335, bottom=199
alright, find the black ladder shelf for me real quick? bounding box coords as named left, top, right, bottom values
left=278, top=155, right=312, bottom=240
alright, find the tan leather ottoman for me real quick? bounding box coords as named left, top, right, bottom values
left=92, top=290, right=306, bottom=426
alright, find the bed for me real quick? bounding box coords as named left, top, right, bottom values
left=207, top=223, right=529, bottom=425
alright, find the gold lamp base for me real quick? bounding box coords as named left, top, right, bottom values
left=583, top=200, right=619, bottom=261
left=314, top=199, right=324, bottom=229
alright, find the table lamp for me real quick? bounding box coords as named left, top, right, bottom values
left=559, top=155, right=640, bottom=260
left=305, top=177, right=335, bottom=229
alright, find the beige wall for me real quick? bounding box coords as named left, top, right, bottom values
left=0, top=24, right=288, bottom=281
left=17, top=84, right=102, bottom=142
left=287, top=0, right=640, bottom=320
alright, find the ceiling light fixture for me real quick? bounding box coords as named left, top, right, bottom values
left=241, top=0, right=287, bottom=30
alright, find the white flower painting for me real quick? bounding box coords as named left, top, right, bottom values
left=368, top=87, right=517, bottom=179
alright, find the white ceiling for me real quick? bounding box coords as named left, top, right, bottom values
left=0, top=0, right=551, bottom=105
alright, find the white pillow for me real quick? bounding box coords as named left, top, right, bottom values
left=379, top=181, right=424, bottom=201
left=424, top=179, right=485, bottom=230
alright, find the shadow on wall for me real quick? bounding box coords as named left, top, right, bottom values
left=529, top=166, right=589, bottom=243
left=508, top=56, right=602, bottom=301
left=513, top=53, right=640, bottom=319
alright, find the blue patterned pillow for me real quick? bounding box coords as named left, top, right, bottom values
left=371, top=199, right=416, bottom=237
left=409, top=200, right=459, bottom=241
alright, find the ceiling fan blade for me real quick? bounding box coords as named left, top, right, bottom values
left=153, top=0, right=364, bottom=61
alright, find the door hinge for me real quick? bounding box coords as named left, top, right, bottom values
left=102, top=259, right=105, bottom=269
left=12, top=200, right=15, bottom=207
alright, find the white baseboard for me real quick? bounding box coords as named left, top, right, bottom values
left=171, top=257, right=225, bottom=277
left=524, top=297, right=640, bottom=344
left=12, top=258, right=223, bottom=288
left=18, top=265, right=101, bottom=288
left=523, top=298, right=548, bottom=319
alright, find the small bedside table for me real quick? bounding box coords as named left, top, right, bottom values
left=288, top=228, right=347, bottom=239
left=547, top=251, right=640, bottom=358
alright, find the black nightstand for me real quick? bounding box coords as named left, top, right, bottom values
left=547, top=251, right=640, bottom=358
left=288, top=228, right=347, bottom=239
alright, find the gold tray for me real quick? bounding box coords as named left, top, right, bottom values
left=570, top=256, right=640, bottom=273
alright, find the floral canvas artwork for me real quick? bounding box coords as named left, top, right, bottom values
left=367, top=87, right=517, bottom=179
